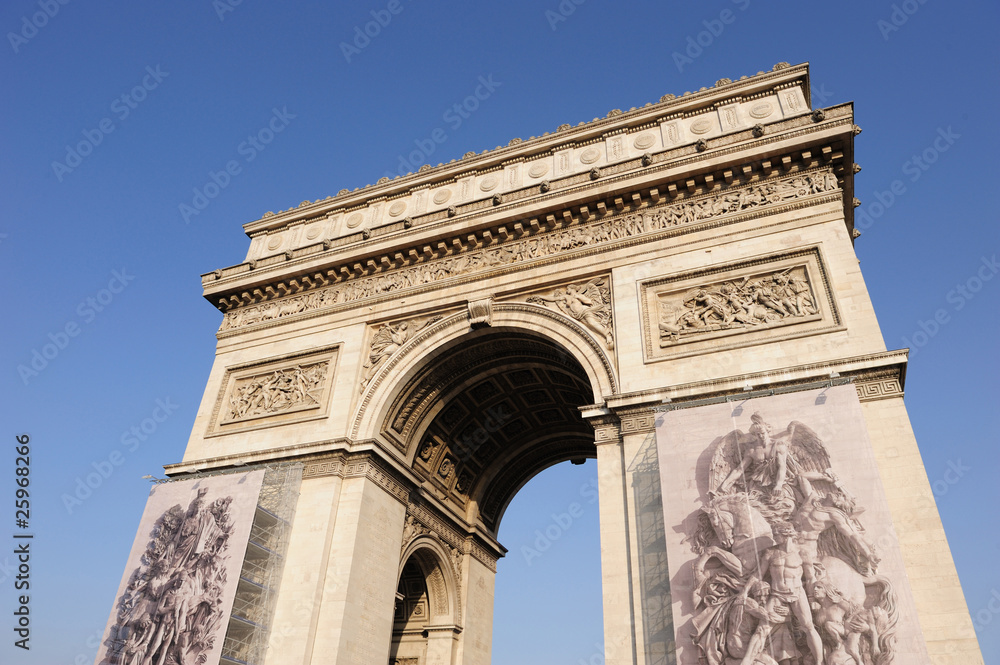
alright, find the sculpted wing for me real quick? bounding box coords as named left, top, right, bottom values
left=580, top=278, right=610, bottom=310
left=708, top=430, right=748, bottom=495
left=785, top=420, right=830, bottom=474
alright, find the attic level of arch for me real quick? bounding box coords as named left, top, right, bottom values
left=205, top=126, right=856, bottom=319
left=241, top=62, right=810, bottom=232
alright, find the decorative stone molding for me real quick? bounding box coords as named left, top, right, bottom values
left=406, top=502, right=500, bottom=572
left=640, top=247, right=841, bottom=362
left=853, top=368, right=904, bottom=402
left=211, top=106, right=852, bottom=294
left=208, top=346, right=339, bottom=436
left=620, top=412, right=657, bottom=435
left=602, top=351, right=909, bottom=417
left=358, top=459, right=411, bottom=505
left=356, top=304, right=617, bottom=444
left=216, top=169, right=842, bottom=334
left=589, top=415, right=621, bottom=445
left=301, top=458, right=344, bottom=479
left=378, top=331, right=592, bottom=450
left=467, top=297, right=493, bottom=328
left=301, top=451, right=410, bottom=505
left=855, top=378, right=902, bottom=401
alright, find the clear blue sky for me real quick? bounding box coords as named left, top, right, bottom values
left=1, top=1, right=997, bottom=663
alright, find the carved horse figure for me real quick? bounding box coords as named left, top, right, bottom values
left=693, top=493, right=775, bottom=606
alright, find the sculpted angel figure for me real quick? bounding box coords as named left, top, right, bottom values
left=715, top=414, right=788, bottom=499
left=360, top=321, right=411, bottom=391
left=528, top=278, right=614, bottom=349
left=712, top=413, right=831, bottom=506
left=360, top=316, right=443, bottom=391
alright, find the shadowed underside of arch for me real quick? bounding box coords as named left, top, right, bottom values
left=381, top=330, right=597, bottom=533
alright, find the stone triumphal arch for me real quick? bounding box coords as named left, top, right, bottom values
left=97, top=63, right=983, bottom=665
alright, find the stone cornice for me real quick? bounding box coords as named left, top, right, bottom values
left=240, top=63, right=811, bottom=236
left=603, top=349, right=909, bottom=423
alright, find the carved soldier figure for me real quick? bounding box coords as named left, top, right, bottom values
left=696, top=578, right=787, bottom=665
left=811, top=579, right=881, bottom=665
left=659, top=305, right=704, bottom=342
left=786, top=273, right=816, bottom=316
left=686, top=289, right=731, bottom=326
left=718, top=283, right=759, bottom=326
left=770, top=274, right=803, bottom=317
left=751, top=279, right=792, bottom=317
left=745, top=523, right=824, bottom=665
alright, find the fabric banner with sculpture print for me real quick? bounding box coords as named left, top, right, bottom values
left=655, top=385, right=930, bottom=665
left=94, top=470, right=265, bottom=665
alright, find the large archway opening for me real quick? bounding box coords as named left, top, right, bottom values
left=381, top=328, right=600, bottom=535
left=381, top=325, right=609, bottom=663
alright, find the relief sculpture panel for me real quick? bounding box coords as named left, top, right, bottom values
left=657, top=265, right=818, bottom=344
left=655, top=386, right=930, bottom=664
left=226, top=361, right=328, bottom=421
left=641, top=249, right=840, bottom=362
left=361, top=314, right=445, bottom=391
left=210, top=347, right=339, bottom=435
left=524, top=276, right=614, bottom=349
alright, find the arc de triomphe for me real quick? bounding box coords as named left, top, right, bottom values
left=96, top=63, right=982, bottom=665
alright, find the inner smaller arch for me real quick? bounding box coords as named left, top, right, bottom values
left=390, top=558, right=431, bottom=662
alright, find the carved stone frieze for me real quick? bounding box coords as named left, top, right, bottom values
left=218, top=169, right=841, bottom=333
left=640, top=248, right=841, bottom=362
left=361, top=314, right=444, bottom=391
left=584, top=413, right=621, bottom=445
left=301, top=452, right=410, bottom=505
left=656, top=264, right=819, bottom=345
left=620, top=412, right=657, bottom=435
left=400, top=514, right=431, bottom=554
left=524, top=276, right=614, bottom=350
left=405, top=502, right=500, bottom=573
left=225, top=361, right=328, bottom=422
left=400, top=508, right=466, bottom=619
left=853, top=370, right=904, bottom=402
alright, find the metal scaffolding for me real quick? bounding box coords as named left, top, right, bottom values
left=220, top=463, right=303, bottom=665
